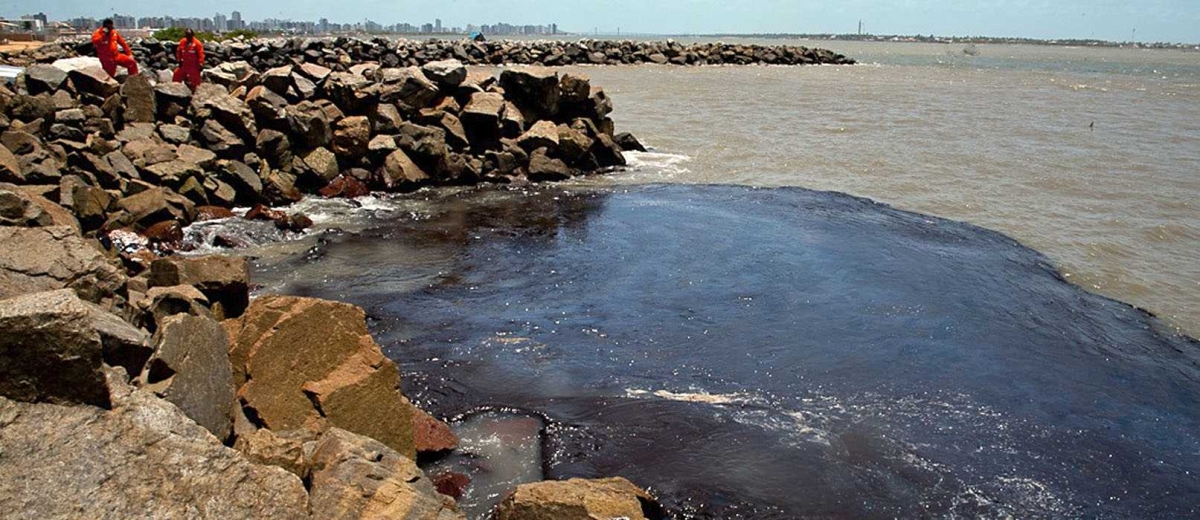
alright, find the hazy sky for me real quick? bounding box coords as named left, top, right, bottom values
left=21, top=0, right=1200, bottom=42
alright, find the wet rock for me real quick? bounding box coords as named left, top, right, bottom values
left=495, top=477, right=665, bottom=520
left=196, top=205, right=236, bottom=221
left=614, top=132, right=647, bottom=152
left=141, top=219, right=184, bottom=246
left=0, top=369, right=311, bottom=519
left=224, top=295, right=417, bottom=458
left=307, top=427, right=465, bottom=519
left=0, top=226, right=124, bottom=304
left=528, top=147, right=573, bottom=182
left=136, top=314, right=237, bottom=441
left=0, top=289, right=113, bottom=408
left=319, top=174, right=370, bottom=199
left=409, top=401, right=458, bottom=454
left=148, top=255, right=249, bottom=319
left=433, top=472, right=471, bottom=500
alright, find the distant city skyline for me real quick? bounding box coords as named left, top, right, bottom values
left=4, top=1, right=1198, bottom=43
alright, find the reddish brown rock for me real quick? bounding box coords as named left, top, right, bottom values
left=224, top=295, right=417, bottom=458
left=196, top=205, right=236, bottom=221
left=432, top=472, right=471, bottom=500
left=495, top=477, right=665, bottom=520
left=319, top=174, right=371, bottom=199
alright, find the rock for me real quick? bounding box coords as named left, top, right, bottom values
left=384, top=66, right=440, bottom=111
left=378, top=149, right=429, bottom=191
left=0, top=369, right=311, bottom=519
left=199, top=119, right=246, bottom=157
left=117, top=187, right=191, bottom=229
left=218, top=160, right=264, bottom=204
left=528, top=147, right=573, bottom=182
left=461, top=91, right=506, bottom=152
left=119, top=74, right=156, bottom=123
left=307, top=427, right=465, bottom=520
left=304, top=147, right=340, bottom=182
left=409, top=401, right=458, bottom=454
left=148, top=255, right=250, bottom=320
left=23, top=65, right=68, bottom=95
left=433, top=472, right=471, bottom=500
left=499, top=67, right=560, bottom=120
left=70, top=184, right=111, bottom=230
left=158, top=123, right=191, bottom=144
left=67, top=66, right=119, bottom=98
left=176, top=143, right=218, bottom=169
left=421, top=59, right=468, bottom=90
left=196, top=205, right=236, bottom=221
left=495, top=477, right=665, bottom=520
left=517, top=120, right=560, bottom=152
left=0, top=289, right=112, bottom=407
left=255, top=128, right=292, bottom=168
left=141, top=219, right=184, bottom=246
left=0, top=226, right=124, bottom=304
left=261, top=65, right=294, bottom=95
left=324, top=72, right=374, bottom=114
left=286, top=101, right=332, bottom=148
left=648, top=52, right=670, bottom=65
left=137, top=314, right=237, bottom=441
left=332, top=115, right=371, bottom=158
left=140, top=284, right=213, bottom=332
left=435, top=112, right=470, bottom=151
left=372, top=103, right=404, bottom=133
left=224, top=295, right=417, bottom=458
left=319, top=174, right=371, bottom=199
left=233, top=427, right=315, bottom=478
left=263, top=169, right=303, bottom=205
left=0, top=144, right=23, bottom=183
left=558, top=73, right=591, bottom=106
left=246, top=85, right=289, bottom=125
left=592, top=132, right=627, bottom=167
left=153, top=81, right=192, bottom=119
left=298, top=62, right=333, bottom=83
left=0, top=183, right=78, bottom=230
left=615, top=132, right=647, bottom=152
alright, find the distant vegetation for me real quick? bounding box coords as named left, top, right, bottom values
left=152, top=27, right=259, bottom=42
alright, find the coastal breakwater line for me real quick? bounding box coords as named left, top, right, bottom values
left=1, top=36, right=856, bottom=70
left=0, top=55, right=637, bottom=253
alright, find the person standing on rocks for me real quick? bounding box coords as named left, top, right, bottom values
left=173, top=28, right=205, bottom=90
left=91, top=19, right=139, bottom=78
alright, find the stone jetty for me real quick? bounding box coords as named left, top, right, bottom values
left=2, top=36, right=855, bottom=70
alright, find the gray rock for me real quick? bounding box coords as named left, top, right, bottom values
left=119, top=74, right=156, bottom=123
left=67, top=66, right=119, bottom=98
left=421, top=59, right=468, bottom=90
left=0, top=289, right=113, bottom=408
left=0, top=370, right=311, bottom=519
left=0, top=226, right=124, bottom=304
left=137, top=314, right=236, bottom=441
left=22, top=65, right=68, bottom=95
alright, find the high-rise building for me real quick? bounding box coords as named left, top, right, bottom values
left=215, top=13, right=228, bottom=32
left=435, top=18, right=442, bottom=33
left=230, top=11, right=243, bottom=30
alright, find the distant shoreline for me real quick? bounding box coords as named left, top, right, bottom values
left=604, top=34, right=1200, bottom=51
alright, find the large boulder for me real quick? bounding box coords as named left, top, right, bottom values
left=378, top=149, right=429, bottom=191
left=0, top=290, right=119, bottom=408
left=517, top=120, right=560, bottom=153
left=148, top=255, right=250, bottom=319
left=0, top=183, right=79, bottom=231
left=119, top=74, right=156, bottom=123
left=307, top=428, right=465, bottom=519
left=0, top=369, right=311, bottom=519
left=0, top=226, right=124, bottom=304
left=137, top=314, right=237, bottom=441
left=0, top=145, right=22, bottom=183
left=22, top=64, right=68, bottom=95
left=499, top=67, right=561, bottom=121
left=67, top=66, right=119, bottom=98
left=495, top=477, right=665, bottom=520
left=421, top=59, right=468, bottom=91
left=331, top=115, right=371, bottom=158
left=224, top=295, right=417, bottom=458
left=382, top=67, right=439, bottom=111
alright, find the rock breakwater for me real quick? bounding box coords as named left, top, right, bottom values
left=1, top=56, right=636, bottom=254
left=3, top=36, right=855, bottom=70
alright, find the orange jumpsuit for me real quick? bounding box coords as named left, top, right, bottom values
left=173, top=38, right=205, bottom=89
left=91, top=28, right=139, bottom=77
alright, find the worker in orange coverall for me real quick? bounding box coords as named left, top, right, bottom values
left=91, top=19, right=139, bottom=77
left=173, top=28, right=205, bottom=89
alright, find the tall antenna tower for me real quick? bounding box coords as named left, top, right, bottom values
left=858, top=20, right=863, bottom=36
